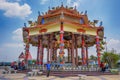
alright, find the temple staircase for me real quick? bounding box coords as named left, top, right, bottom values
left=42, top=71, right=115, bottom=76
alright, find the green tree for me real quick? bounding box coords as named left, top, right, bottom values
left=90, top=55, right=97, bottom=61
left=32, top=59, right=36, bottom=64
left=102, top=51, right=119, bottom=68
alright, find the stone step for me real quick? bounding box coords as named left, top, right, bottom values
left=42, top=71, right=117, bottom=76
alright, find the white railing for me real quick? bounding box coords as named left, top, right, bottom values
left=27, top=65, right=100, bottom=71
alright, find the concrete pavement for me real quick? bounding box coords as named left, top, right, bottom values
left=0, top=69, right=120, bottom=80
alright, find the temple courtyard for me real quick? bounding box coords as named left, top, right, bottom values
left=0, top=69, right=120, bottom=80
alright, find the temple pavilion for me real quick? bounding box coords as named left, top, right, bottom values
left=22, top=4, right=104, bottom=66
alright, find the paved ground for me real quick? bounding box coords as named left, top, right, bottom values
left=0, top=69, right=120, bottom=80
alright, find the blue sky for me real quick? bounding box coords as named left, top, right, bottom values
left=0, top=0, right=120, bottom=62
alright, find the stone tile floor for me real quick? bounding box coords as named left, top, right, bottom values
left=0, top=69, right=120, bottom=80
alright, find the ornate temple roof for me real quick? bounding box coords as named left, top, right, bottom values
left=22, top=5, right=104, bottom=48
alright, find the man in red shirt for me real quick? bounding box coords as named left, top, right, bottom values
left=100, top=62, right=105, bottom=72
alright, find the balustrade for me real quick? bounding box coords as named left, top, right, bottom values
left=27, top=64, right=100, bottom=71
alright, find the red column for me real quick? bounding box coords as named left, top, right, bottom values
left=96, top=31, right=101, bottom=66
left=25, top=43, right=29, bottom=64
left=81, top=35, right=86, bottom=65
left=59, top=22, right=64, bottom=64
left=41, top=47, right=44, bottom=65
left=75, top=35, right=78, bottom=66
left=25, top=30, right=30, bottom=64
left=54, top=48, right=57, bottom=61
left=75, top=46, right=78, bottom=66
left=37, top=39, right=43, bottom=65
left=52, top=48, right=55, bottom=61
left=86, top=46, right=88, bottom=66
left=47, top=35, right=50, bottom=62
left=37, top=35, right=43, bottom=65
left=71, top=33, right=75, bottom=66
left=70, top=47, right=72, bottom=63
left=67, top=41, right=71, bottom=63
left=47, top=46, right=49, bottom=63
left=53, top=42, right=56, bottom=62
left=37, top=37, right=40, bottom=64
left=50, top=33, right=53, bottom=63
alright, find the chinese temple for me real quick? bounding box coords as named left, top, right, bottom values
left=22, top=4, right=104, bottom=66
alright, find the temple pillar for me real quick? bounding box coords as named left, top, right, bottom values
left=81, top=35, right=86, bottom=65
left=70, top=47, right=72, bottom=63
left=47, top=46, right=49, bottom=63
left=52, top=48, right=55, bottom=61
left=71, top=33, right=75, bottom=66
left=54, top=48, right=57, bottom=61
left=37, top=36, right=40, bottom=64
left=52, top=47, right=57, bottom=62
left=96, top=30, right=101, bottom=66
left=38, top=35, right=43, bottom=65
left=25, top=30, right=30, bottom=64
left=47, top=34, right=50, bottom=62
left=59, top=22, right=65, bottom=64
left=75, top=35, right=78, bottom=66
left=86, top=46, right=88, bottom=66
left=52, top=40, right=57, bottom=62
left=68, top=47, right=71, bottom=63
left=25, top=43, right=29, bottom=64
left=50, top=33, right=53, bottom=63
left=36, top=35, right=43, bottom=65
left=41, top=47, right=44, bottom=65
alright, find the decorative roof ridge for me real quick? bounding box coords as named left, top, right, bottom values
left=38, top=10, right=83, bottom=18
left=48, top=5, right=79, bottom=15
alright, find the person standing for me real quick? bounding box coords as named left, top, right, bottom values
left=21, top=60, right=25, bottom=70
left=11, top=61, right=15, bottom=68
left=100, top=62, right=105, bottom=72
left=46, top=61, right=51, bottom=77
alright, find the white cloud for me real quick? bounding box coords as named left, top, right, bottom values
left=8, top=0, right=21, bottom=2
left=0, top=0, right=32, bottom=18
left=66, top=0, right=81, bottom=8
left=107, top=38, right=120, bottom=53
left=40, top=0, right=49, bottom=4
left=39, top=0, right=81, bottom=7
left=87, top=38, right=120, bottom=55
left=14, top=0, right=21, bottom=2
left=0, top=43, right=24, bottom=62
left=108, top=39, right=120, bottom=45
left=3, top=43, right=23, bottom=48
left=12, top=28, right=23, bottom=41
left=0, top=28, right=24, bottom=62
left=66, top=0, right=71, bottom=4
left=0, top=47, right=5, bottom=53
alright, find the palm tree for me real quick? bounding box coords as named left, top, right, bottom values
left=102, top=51, right=119, bottom=68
